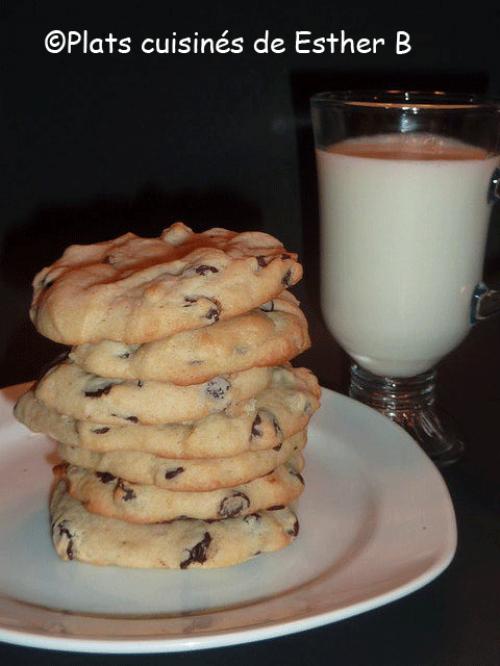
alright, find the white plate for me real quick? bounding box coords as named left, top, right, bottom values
left=0, top=383, right=456, bottom=653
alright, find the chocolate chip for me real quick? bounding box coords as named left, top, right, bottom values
left=188, top=359, right=204, bottom=365
left=259, top=300, right=274, bottom=312
left=119, top=352, right=130, bottom=359
left=91, top=426, right=110, bottom=435
left=218, top=492, right=250, bottom=518
left=267, top=504, right=285, bottom=511
left=272, top=443, right=282, bottom=452
left=137, top=380, right=144, bottom=388
left=205, top=298, right=222, bottom=322
left=288, top=519, right=300, bottom=537
left=102, top=255, right=113, bottom=264
left=96, top=471, right=116, bottom=484
left=58, top=520, right=73, bottom=539
left=205, top=307, right=220, bottom=322
left=253, top=550, right=262, bottom=556
left=117, top=479, right=136, bottom=501
left=57, top=521, right=72, bottom=540
left=206, top=377, right=230, bottom=400
left=164, top=466, right=184, bottom=480
left=183, top=297, right=198, bottom=307
left=195, top=265, right=219, bottom=276
left=243, top=512, right=261, bottom=523
left=281, top=253, right=291, bottom=260
left=84, top=384, right=113, bottom=398
left=251, top=414, right=263, bottom=438
left=180, top=532, right=212, bottom=569
left=57, top=521, right=75, bottom=560
left=110, top=413, right=139, bottom=423
left=273, top=417, right=282, bottom=437
left=282, top=269, right=292, bottom=286
left=290, top=469, right=305, bottom=485
left=256, top=256, right=268, bottom=267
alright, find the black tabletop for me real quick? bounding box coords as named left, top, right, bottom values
left=0, top=290, right=499, bottom=666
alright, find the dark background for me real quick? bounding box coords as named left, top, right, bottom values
left=1, top=2, right=500, bottom=665
left=2, top=0, right=500, bottom=384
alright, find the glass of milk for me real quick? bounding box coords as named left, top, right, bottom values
left=311, top=90, right=500, bottom=465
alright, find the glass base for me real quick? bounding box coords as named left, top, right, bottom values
left=349, top=364, right=464, bottom=467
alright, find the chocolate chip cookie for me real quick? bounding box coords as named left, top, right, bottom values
left=56, top=430, right=306, bottom=491
left=31, top=223, right=303, bottom=345
left=58, top=454, right=305, bottom=523
left=34, top=360, right=273, bottom=425
left=50, top=481, right=299, bottom=569
left=70, top=292, right=309, bottom=384
left=15, top=366, right=320, bottom=457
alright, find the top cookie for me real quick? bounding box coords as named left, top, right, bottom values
left=30, top=223, right=303, bottom=344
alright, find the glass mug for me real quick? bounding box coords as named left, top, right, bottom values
left=311, top=90, right=500, bottom=465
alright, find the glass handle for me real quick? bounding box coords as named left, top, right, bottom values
left=488, top=167, right=500, bottom=204
left=471, top=282, right=500, bottom=323
left=473, top=168, right=500, bottom=323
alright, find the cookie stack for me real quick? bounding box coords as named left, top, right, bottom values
left=15, top=223, right=320, bottom=569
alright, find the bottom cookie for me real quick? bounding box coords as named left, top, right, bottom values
left=50, top=481, right=299, bottom=569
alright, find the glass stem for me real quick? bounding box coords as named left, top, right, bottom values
left=349, top=364, right=464, bottom=466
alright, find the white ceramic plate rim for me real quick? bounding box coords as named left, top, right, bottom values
left=0, top=384, right=456, bottom=653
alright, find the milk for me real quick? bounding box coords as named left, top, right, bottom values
left=317, top=134, right=499, bottom=377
